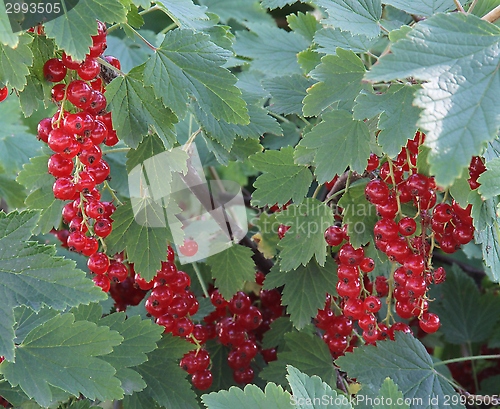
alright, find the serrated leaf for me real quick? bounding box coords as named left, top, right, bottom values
left=314, top=0, right=382, bottom=38
left=287, top=12, right=321, bottom=42
left=262, top=0, right=298, bottom=9
left=260, top=331, right=336, bottom=387
left=0, top=174, right=26, bottom=209
left=0, top=314, right=123, bottom=407
left=375, top=378, right=409, bottom=409
left=105, top=34, right=153, bottom=73
left=337, top=180, right=377, bottom=248
left=43, top=0, right=128, bottom=61
left=250, top=147, right=312, bottom=207
left=268, top=258, right=337, bottom=329
left=135, top=335, right=198, bottom=409
left=123, top=391, right=162, bottom=409
left=262, top=74, right=314, bottom=116
left=206, top=245, right=255, bottom=300
left=475, top=221, right=500, bottom=283
left=433, top=265, right=500, bottom=344
left=303, top=49, right=366, bottom=116
left=383, top=0, right=455, bottom=16
left=156, top=0, right=211, bottom=30
left=0, top=1, right=18, bottom=47
left=478, top=158, right=500, bottom=199
left=287, top=365, right=352, bottom=409
left=0, top=211, right=106, bottom=361
left=0, top=34, right=33, bottom=90
left=105, top=202, right=175, bottom=281
left=200, top=0, right=274, bottom=24
left=106, top=67, right=177, bottom=149
left=70, top=302, right=104, bottom=323
left=262, top=316, right=295, bottom=350
left=314, top=27, right=378, bottom=55
left=449, top=168, right=472, bottom=208
left=276, top=199, right=335, bottom=271
left=13, top=306, right=59, bottom=345
left=353, top=85, right=421, bottom=157
left=143, top=29, right=248, bottom=124
left=234, top=23, right=309, bottom=78
left=336, top=333, right=465, bottom=409
left=297, top=110, right=371, bottom=183
left=366, top=13, right=500, bottom=187
left=202, top=383, right=293, bottom=409
left=99, top=313, right=163, bottom=394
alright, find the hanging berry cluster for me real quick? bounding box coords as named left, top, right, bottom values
left=314, top=132, right=477, bottom=358
left=35, top=21, right=127, bottom=292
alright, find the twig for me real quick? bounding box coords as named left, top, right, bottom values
left=432, top=252, right=485, bottom=278
left=239, top=235, right=274, bottom=275
left=482, top=5, right=500, bottom=23
left=453, top=0, right=466, bottom=13
left=467, top=0, right=479, bottom=13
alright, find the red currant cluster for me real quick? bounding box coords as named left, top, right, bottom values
left=316, top=132, right=477, bottom=357
left=35, top=21, right=126, bottom=290
left=468, top=156, right=486, bottom=190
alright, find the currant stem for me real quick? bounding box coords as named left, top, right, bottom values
left=182, top=128, right=201, bottom=152
left=96, top=57, right=125, bottom=77
left=103, top=180, right=123, bottom=206
left=125, top=24, right=157, bottom=51
left=311, top=184, right=322, bottom=199
left=468, top=0, right=479, bottom=13
left=453, top=0, right=466, bottom=13
left=433, top=354, right=500, bottom=367
left=192, top=262, right=210, bottom=299
left=103, top=147, right=131, bottom=154
left=482, top=5, right=500, bottom=23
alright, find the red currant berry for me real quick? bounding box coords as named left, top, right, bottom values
left=366, top=153, right=379, bottom=172
left=107, top=261, right=128, bottom=283
left=178, top=238, right=198, bottom=257
left=228, top=291, right=251, bottom=315
left=324, top=225, right=344, bottom=246
left=88, top=252, right=110, bottom=274
left=48, top=153, right=74, bottom=177
left=77, top=57, right=101, bottom=80
left=191, top=369, right=213, bottom=390
left=0, top=86, right=8, bottom=102
left=233, top=366, right=254, bottom=384
left=67, top=80, right=92, bottom=109
left=93, top=217, right=113, bottom=238
left=43, top=58, right=67, bottom=82
left=398, top=217, right=417, bottom=236
left=363, top=296, right=382, bottom=313
left=419, top=312, right=441, bottom=333
left=53, top=177, right=77, bottom=200
left=93, top=274, right=111, bottom=292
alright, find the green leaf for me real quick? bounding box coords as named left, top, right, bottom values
left=106, top=67, right=177, bottom=149
left=303, top=49, right=366, bottom=116
left=234, top=22, right=310, bottom=78
left=383, top=0, right=455, bottom=16
left=276, top=199, right=335, bottom=271
left=206, top=245, right=255, bottom=300
left=17, top=154, right=64, bottom=235
left=0, top=211, right=106, bottom=362
left=143, top=29, right=248, bottom=124
left=353, top=85, right=421, bottom=158
left=314, top=27, right=378, bottom=55
left=297, top=110, right=371, bottom=183
left=156, top=0, right=211, bottom=30
left=267, top=258, right=338, bottom=329
left=287, top=12, right=321, bottom=42
left=375, top=378, right=409, bottom=409
left=262, top=316, right=295, bottom=350
left=135, top=335, right=198, bottom=409
left=43, top=0, right=128, bottom=61
left=99, top=313, right=163, bottom=395
left=253, top=212, right=281, bottom=259
left=0, top=1, right=18, bottom=48
left=105, top=202, right=174, bottom=281
left=0, top=34, right=33, bottom=90
left=475, top=220, right=500, bottom=283
left=286, top=365, right=352, bottom=409
left=262, top=75, right=314, bottom=116
left=13, top=306, right=59, bottom=345
left=260, top=331, right=336, bottom=387
left=336, top=333, right=465, bottom=409
left=366, top=13, right=500, bottom=187
left=337, top=180, right=377, bottom=248
left=0, top=314, right=123, bottom=407
left=478, top=158, right=500, bottom=199
left=0, top=174, right=26, bottom=209
left=262, top=0, right=299, bottom=9
left=105, top=34, right=153, bottom=73
left=314, top=0, right=382, bottom=38
left=202, top=383, right=293, bottom=409
left=250, top=147, right=312, bottom=207
left=200, top=0, right=274, bottom=24
left=433, top=265, right=500, bottom=344
left=449, top=168, right=472, bottom=208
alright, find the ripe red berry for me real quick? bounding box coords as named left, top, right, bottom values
left=191, top=369, right=213, bottom=390
left=363, top=295, right=382, bottom=313
left=107, top=261, right=128, bottom=283
left=93, top=217, right=113, bottom=238
left=0, top=86, right=8, bottom=102
left=419, top=312, right=441, bottom=333
left=324, top=225, right=344, bottom=246
left=87, top=252, right=110, bottom=275
left=178, top=238, right=198, bottom=257
left=53, top=177, right=77, bottom=200
left=78, top=57, right=101, bottom=80
left=398, top=217, right=417, bottom=236
left=67, top=80, right=92, bottom=109
left=48, top=154, right=74, bottom=177
left=43, top=58, right=67, bottom=82
left=366, top=153, right=379, bottom=171
left=233, top=366, right=254, bottom=384
left=228, top=291, right=252, bottom=315
left=105, top=55, right=121, bottom=70
left=365, top=179, right=390, bottom=205
left=93, top=274, right=111, bottom=292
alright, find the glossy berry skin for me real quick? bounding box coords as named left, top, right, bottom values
left=43, top=58, right=67, bottom=82
left=419, top=312, right=441, bottom=333
left=364, top=296, right=382, bottom=313
left=366, top=153, right=379, bottom=171
left=93, top=274, right=111, bottom=292
left=87, top=252, right=110, bottom=275
left=0, top=86, right=8, bottom=102
left=228, top=291, right=251, bottom=315
left=191, top=369, right=213, bottom=390
left=233, top=366, right=254, bottom=384
left=67, top=80, right=92, bottom=109
left=105, top=55, right=121, bottom=70
left=78, top=58, right=101, bottom=80
left=107, top=261, right=128, bottom=283
left=365, top=179, right=390, bottom=205
left=324, top=225, right=344, bottom=246
left=398, top=217, right=417, bottom=236
left=53, top=177, right=76, bottom=200
left=93, top=218, right=113, bottom=238
left=48, top=154, right=74, bottom=177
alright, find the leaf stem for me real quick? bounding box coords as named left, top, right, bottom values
left=103, top=147, right=131, bottom=154
left=139, top=5, right=161, bottom=15
left=434, top=354, right=500, bottom=366
left=467, top=0, right=479, bottom=13
left=311, top=184, right=322, bottom=199
left=453, top=0, right=466, bottom=13
left=192, top=262, right=210, bottom=298
left=103, top=181, right=123, bottom=206
left=160, top=22, right=178, bottom=34
left=482, top=5, right=500, bottom=23
left=269, top=111, right=293, bottom=125
left=125, top=23, right=157, bottom=51
left=182, top=128, right=201, bottom=152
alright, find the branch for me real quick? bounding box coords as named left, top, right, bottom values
left=482, top=5, right=500, bottom=24
left=432, top=252, right=485, bottom=280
